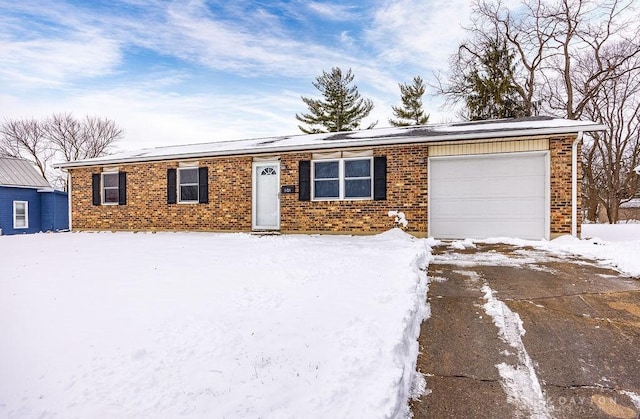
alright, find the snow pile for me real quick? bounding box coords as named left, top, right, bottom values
left=0, top=231, right=433, bottom=418
left=481, top=285, right=550, bottom=418
left=450, top=238, right=476, bottom=250
left=582, top=223, right=640, bottom=241
left=540, top=237, right=640, bottom=277
left=621, top=391, right=640, bottom=410
left=388, top=210, right=409, bottom=228
left=481, top=224, right=640, bottom=277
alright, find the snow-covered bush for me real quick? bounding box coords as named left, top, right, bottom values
left=388, top=210, right=408, bottom=229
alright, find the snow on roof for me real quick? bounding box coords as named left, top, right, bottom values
left=0, top=157, right=51, bottom=188
left=620, top=198, right=640, bottom=209
left=54, top=116, right=606, bottom=168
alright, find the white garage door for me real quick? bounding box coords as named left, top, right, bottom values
left=429, top=152, right=548, bottom=240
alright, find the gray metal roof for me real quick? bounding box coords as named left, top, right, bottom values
left=0, top=157, right=51, bottom=188
left=54, top=116, right=607, bottom=169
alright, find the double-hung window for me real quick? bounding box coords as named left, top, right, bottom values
left=102, top=172, right=119, bottom=204
left=92, top=171, right=126, bottom=206
left=344, top=159, right=372, bottom=198
left=13, top=201, right=28, bottom=229
left=313, top=160, right=340, bottom=199
left=312, top=157, right=373, bottom=200
left=178, top=167, right=199, bottom=203
left=167, top=166, right=208, bottom=205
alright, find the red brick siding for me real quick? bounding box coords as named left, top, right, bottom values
left=69, top=136, right=579, bottom=237
left=549, top=135, right=580, bottom=236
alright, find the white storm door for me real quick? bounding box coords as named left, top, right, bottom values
left=252, top=162, right=280, bottom=230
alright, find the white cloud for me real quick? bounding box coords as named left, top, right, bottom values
left=366, top=0, right=473, bottom=71
left=0, top=35, right=121, bottom=87
left=1, top=81, right=305, bottom=152
left=0, top=0, right=465, bottom=154
left=154, top=2, right=357, bottom=78
left=306, top=2, right=359, bottom=20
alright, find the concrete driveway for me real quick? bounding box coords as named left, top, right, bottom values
left=411, top=242, right=640, bottom=419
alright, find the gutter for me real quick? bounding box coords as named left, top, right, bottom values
left=66, top=169, right=72, bottom=232
left=53, top=124, right=607, bottom=169
left=572, top=132, right=583, bottom=238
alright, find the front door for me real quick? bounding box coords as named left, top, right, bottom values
left=252, top=162, right=280, bottom=230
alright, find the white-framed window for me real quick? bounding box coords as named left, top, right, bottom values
left=312, top=157, right=373, bottom=200
left=102, top=172, right=119, bottom=204
left=13, top=201, right=28, bottom=229
left=178, top=167, right=199, bottom=203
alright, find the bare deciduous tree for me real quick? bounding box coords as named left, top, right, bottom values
left=545, top=0, right=640, bottom=120
left=434, top=0, right=554, bottom=116
left=435, top=0, right=640, bottom=120
left=436, top=0, right=640, bottom=224
left=582, top=57, right=640, bottom=223
left=0, top=113, right=124, bottom=189
left=45, top=113, right=122, bottom=161
left=0, top=118, right=53, bottom=179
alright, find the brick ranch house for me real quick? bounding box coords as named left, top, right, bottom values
left=54, top=116, right=605, bottom=240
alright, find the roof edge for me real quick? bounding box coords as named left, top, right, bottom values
left=54, top=123, right=606, bottom=169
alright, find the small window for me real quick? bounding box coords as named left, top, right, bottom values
left=13, top=201, right=28, bottom=229
left=313, top=160, right=340, bottom=199
left=178, top=167, right=199, bottom=203
left=344, top=159, right=372, bottom=198
left=312, top=158, right=372, bottom=200
left=102, top=173, right=119, bottom=204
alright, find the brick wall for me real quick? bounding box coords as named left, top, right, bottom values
left=279, top=145, right=429, bottom=234
left=71, top=157, right=253, bottom=232
left=69, top=136, right=580, bottom=237
left=549, top=135, right=581, bottom=237
left=70, top=145, right=430, bottom=235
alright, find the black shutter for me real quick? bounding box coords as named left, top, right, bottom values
left=198, top=167, right=209, bottom=204
left=299, top=160, right=310, bottom=201
left=92, top=173, right=101, bottom=205
left=373, top=156, right=387, bottom=201
left=118, top=172, right=127, bottom=205
left=167, top=168, right=177, bottom=204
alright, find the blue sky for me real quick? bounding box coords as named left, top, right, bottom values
left=1, top=0, right=474, bottom=151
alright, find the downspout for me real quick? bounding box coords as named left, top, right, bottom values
left=571, top=132, right=583, bottom=238
left=66, top=169, right=72, bottom=232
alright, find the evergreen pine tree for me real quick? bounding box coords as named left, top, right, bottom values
left=296, top=67, right=376, bottom=133
left=389, top=76, right=430, bottom=126
left=463, top=38, right=529, bottom=120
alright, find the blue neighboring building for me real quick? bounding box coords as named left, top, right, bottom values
left=0, top=157, right=68, bottom=235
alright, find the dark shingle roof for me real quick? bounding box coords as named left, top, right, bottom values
left=54, top=116, right=606, bottom=169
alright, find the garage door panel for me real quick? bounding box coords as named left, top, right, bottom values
left=429, top=153, right=547, bottom=239
left=431, top=176, right=545, bottom=198
left=432, top=156, right=543, bottom=178
left=432, top=220, right=545, bottom=239
left=432, top=197, right=545, bottom=218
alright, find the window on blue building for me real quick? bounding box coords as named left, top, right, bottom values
left=13, top=201, right=28, bottom=229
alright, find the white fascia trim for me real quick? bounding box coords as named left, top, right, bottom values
left=0, top=184, right=49, bottom=190
left=54, top=124, right=607, bottom=169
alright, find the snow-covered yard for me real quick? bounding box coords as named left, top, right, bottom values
left=1, top=224, right=638, bottom=419
left=0, top=231, right=432, bottom=419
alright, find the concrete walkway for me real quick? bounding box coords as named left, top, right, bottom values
left=411, top=242, right=640, bottom=419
